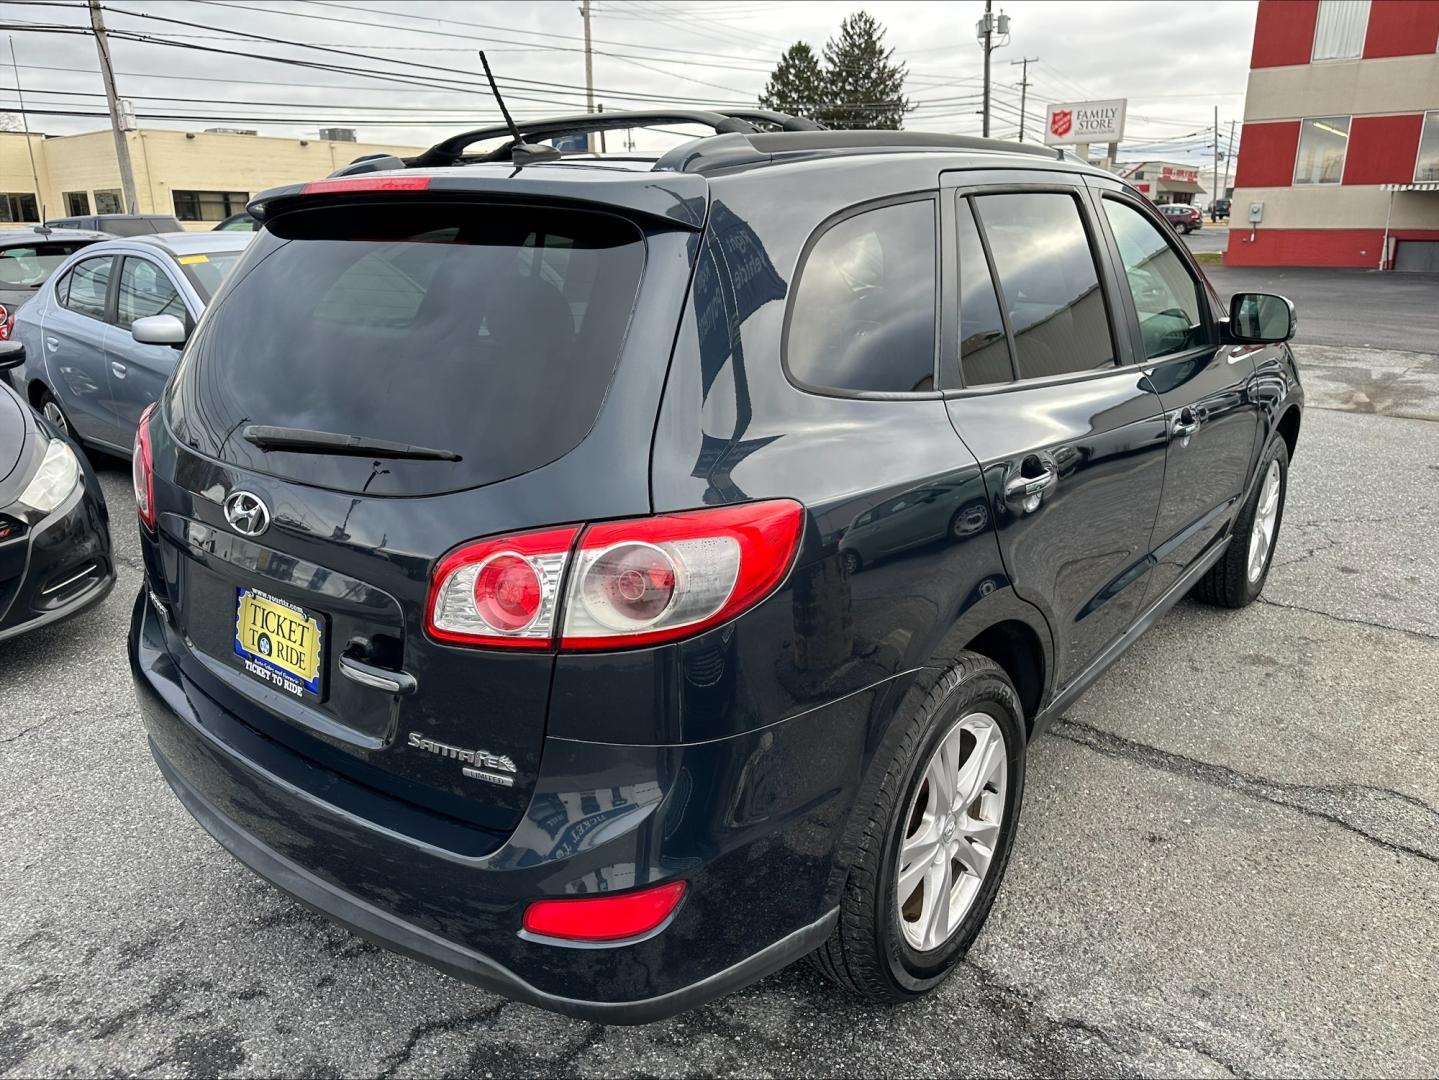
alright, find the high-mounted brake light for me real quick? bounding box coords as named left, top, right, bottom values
left=133, top=403, right=156, bottom=529
left=523, top=881, right=687, bottom=942
left=299, top=176, right=432, bottom=195
left=424, top=500, right=804, bottom=651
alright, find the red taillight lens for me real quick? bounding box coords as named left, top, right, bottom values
left=424, top=500, right=803, bottom=651
left=133, top=403, right=156, bottom=529
left=299, top=176, right=432, bottom=195
left=0, top=304, right=11, bottom=341
left=523, top=881, right=687, bottom=942
left=426, top=526, right=580, bottom=647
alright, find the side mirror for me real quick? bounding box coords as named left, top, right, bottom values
left=0, top=340, right=24, bottom=371
left=132, top=314, right=188, bottom=348
left=1226, top=293, right=1296, bottom=345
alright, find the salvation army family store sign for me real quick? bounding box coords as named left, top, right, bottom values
left=1044, top=100, right=1128, bottom=146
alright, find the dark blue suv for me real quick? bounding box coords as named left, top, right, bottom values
left=128, top=110, right=1303, bottom=1022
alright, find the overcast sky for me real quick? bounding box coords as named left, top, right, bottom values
left=0, top=0, right=1257, bottom=168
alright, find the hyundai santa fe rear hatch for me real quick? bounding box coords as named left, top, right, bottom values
left=157, top=194, right=669, bottom=837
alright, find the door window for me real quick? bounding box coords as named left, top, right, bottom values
left=972, top=192, right=1116, bottom=379
left=1101, top=199, right=1207, bottom=359
left=118, top=257, right=185, bottom=326
left=955, top=198, right=1013, bottom=386
left=60, top=256, right=114, bottom=321
left=786, top=198, right=938, bottom=393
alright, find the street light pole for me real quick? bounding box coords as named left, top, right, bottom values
left=87, top=0, right=138, bottom=215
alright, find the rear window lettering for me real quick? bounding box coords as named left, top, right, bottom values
left=972, top=192, right=1116, bottom=380
left=786, top=198, right=938, bottom=394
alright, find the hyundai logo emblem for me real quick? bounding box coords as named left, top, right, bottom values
left=223, top=490, right=271, bottom=537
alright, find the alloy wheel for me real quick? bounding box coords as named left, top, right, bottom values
left=896, top=712, right=1007, bottom=952
left=42, top=400, right=68, bottom=436
left=1248, top=459, right=1282, bottom=583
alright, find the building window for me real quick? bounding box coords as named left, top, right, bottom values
left=63, top=191, right=91, bottom=216
left=0, top=193, right=40, bottom=223
left=1416, top=112, right=1439, bottom=183
left=1312, top=0, right=1370, bottom=60
left=172, top=190, right=250, bottom=222
left=94, top=190, right=123, bottom=215
left=1294, top=116, right=1351, bottom=184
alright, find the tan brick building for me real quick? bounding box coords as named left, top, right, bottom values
left=1, top=128, right=423, bottom=230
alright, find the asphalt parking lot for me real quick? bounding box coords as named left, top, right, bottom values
left=3, top=275, right=1438, bottom=1077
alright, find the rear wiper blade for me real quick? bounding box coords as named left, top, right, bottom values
left=242, top=425, right=462, bottom=461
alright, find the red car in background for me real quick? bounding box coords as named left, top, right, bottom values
left=1159, top=203, right=1203, bottom=234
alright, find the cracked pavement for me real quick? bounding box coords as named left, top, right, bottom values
left=3, top=328, right=1438, bottom=1076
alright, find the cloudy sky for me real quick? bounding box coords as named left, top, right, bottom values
left=1, top=0, right=1257, bottom=170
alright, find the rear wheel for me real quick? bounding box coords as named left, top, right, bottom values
left=810, top=653, right=1025, bottom=1002
left=1193, top=434, right=1289, bottom=608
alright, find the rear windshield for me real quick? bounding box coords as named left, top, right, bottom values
left=175, top=250, right=244, bottom=301
left=106, top=218, right=179, bottom=237
left=168, top=201, right=646, bottom=496
left=0, top=242, right=96, bottom=289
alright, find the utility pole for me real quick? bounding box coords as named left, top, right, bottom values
left=975, top=3, right=1010, bottom=138
left=1212, top=104, right=1220, bottom=221
left=1010, top=56, right=1037, bottom=141
left=1222, top=118, right=1236, bottom=200
left=8, top=37, right=45, bottom=223
left=88, top=0, right=138, bottom=215
left=580, top=0, right=595, bottom=151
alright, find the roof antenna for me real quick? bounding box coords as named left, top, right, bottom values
left=478, top=51, right=559, bottom=166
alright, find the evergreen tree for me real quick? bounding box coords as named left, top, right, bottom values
left=820, top=12, right=910, bottom=130
left=759, top=42, right=827, bottom=122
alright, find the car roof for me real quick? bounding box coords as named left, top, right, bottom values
left=116, top=231, right=255, bottom=256
left=0, top=227, right=112, bottom=245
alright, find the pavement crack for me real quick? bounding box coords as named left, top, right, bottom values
left=375, top=1003, right=507, bottom=1079
left=1254, top=595, right=1439, bottom=641
left=0, top=724, right=43, bottom=746
left=1051, top=719, right=1439, bottom=867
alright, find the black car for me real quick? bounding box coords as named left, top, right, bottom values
left=0, top=227, right=110, bottom=348
left=129, top=110, right=1303, bottom=1023
left=0, top=341, right=114, bottom=641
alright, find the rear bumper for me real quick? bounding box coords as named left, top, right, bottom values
left=130, top=590, right=868, bottom=1022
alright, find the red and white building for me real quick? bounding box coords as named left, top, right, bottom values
left=1227, top=0, right=1439, bottom=269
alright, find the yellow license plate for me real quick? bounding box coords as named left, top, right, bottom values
left=233, top=587, right=324, bottom=697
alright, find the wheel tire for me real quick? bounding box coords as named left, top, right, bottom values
left=1193, top=434, right=1289, bottom=609
left=37, top=388, right=75, bottom=441
left=841, top=550, right=862, bottom=576
left=809, top=653, right=1026, bottom=1003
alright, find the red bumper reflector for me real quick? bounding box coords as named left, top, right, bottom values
left=522, top=881, right=687, bottom=942
left=300, top=176, right=432, bottom=195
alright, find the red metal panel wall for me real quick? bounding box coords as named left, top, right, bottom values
left=1344, top=114, right=1425, bottom=184
left=1251, top=0, right=1319, bottom=68
left=1234, top=121, right=1302, bottom=188
left=1363, top=0, right=1439, bottom=58
left=1224, top=228, right=1439, bottom=267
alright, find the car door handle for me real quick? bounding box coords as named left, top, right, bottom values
left=45, top=336, right=59, bottom=350
left=1003, top=459, right=1058, bottom=514
left=1171, top=409, right=1200, bottom=444
left=110, top=361, right=127, bottom=379
left=339, top=654, right=417, bottom=696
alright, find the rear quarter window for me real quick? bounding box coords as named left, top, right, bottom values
left=785, top=197, right=938, bottom=395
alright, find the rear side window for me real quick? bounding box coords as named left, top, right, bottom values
left=786, top=198, right=937, bottom=394
left=169, top=202, right=646, bottom=496
left=60, top=255, right=113, bottom=321
left=1101, top=199, right=1207, bottom=359
left=972, top=192, right=1115, bottom=379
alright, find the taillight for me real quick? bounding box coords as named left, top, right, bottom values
left=523, top=880, right=687, bottom=942
left=424, top=500, right=803, bottom=651
left=0, top=304, right=12, bottom=341
left=133, top=403, right=156, bottom=529
left=299, top=176, right=432, bottom=195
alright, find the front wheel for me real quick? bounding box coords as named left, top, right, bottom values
left=1193, top=434, right=1289, bottom=608
left=37, top=388, right=76, bottom=441
left=809, top=653, right=1026, bottom=1002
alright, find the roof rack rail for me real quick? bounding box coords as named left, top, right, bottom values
left=717, top=109, right=824, bottom=132
left=410, top=110, right=766, bottom=168
left=653, top=129, right=1066, bottom=174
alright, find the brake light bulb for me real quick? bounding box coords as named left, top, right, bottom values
left=473, top=553, right=543, bottom=632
